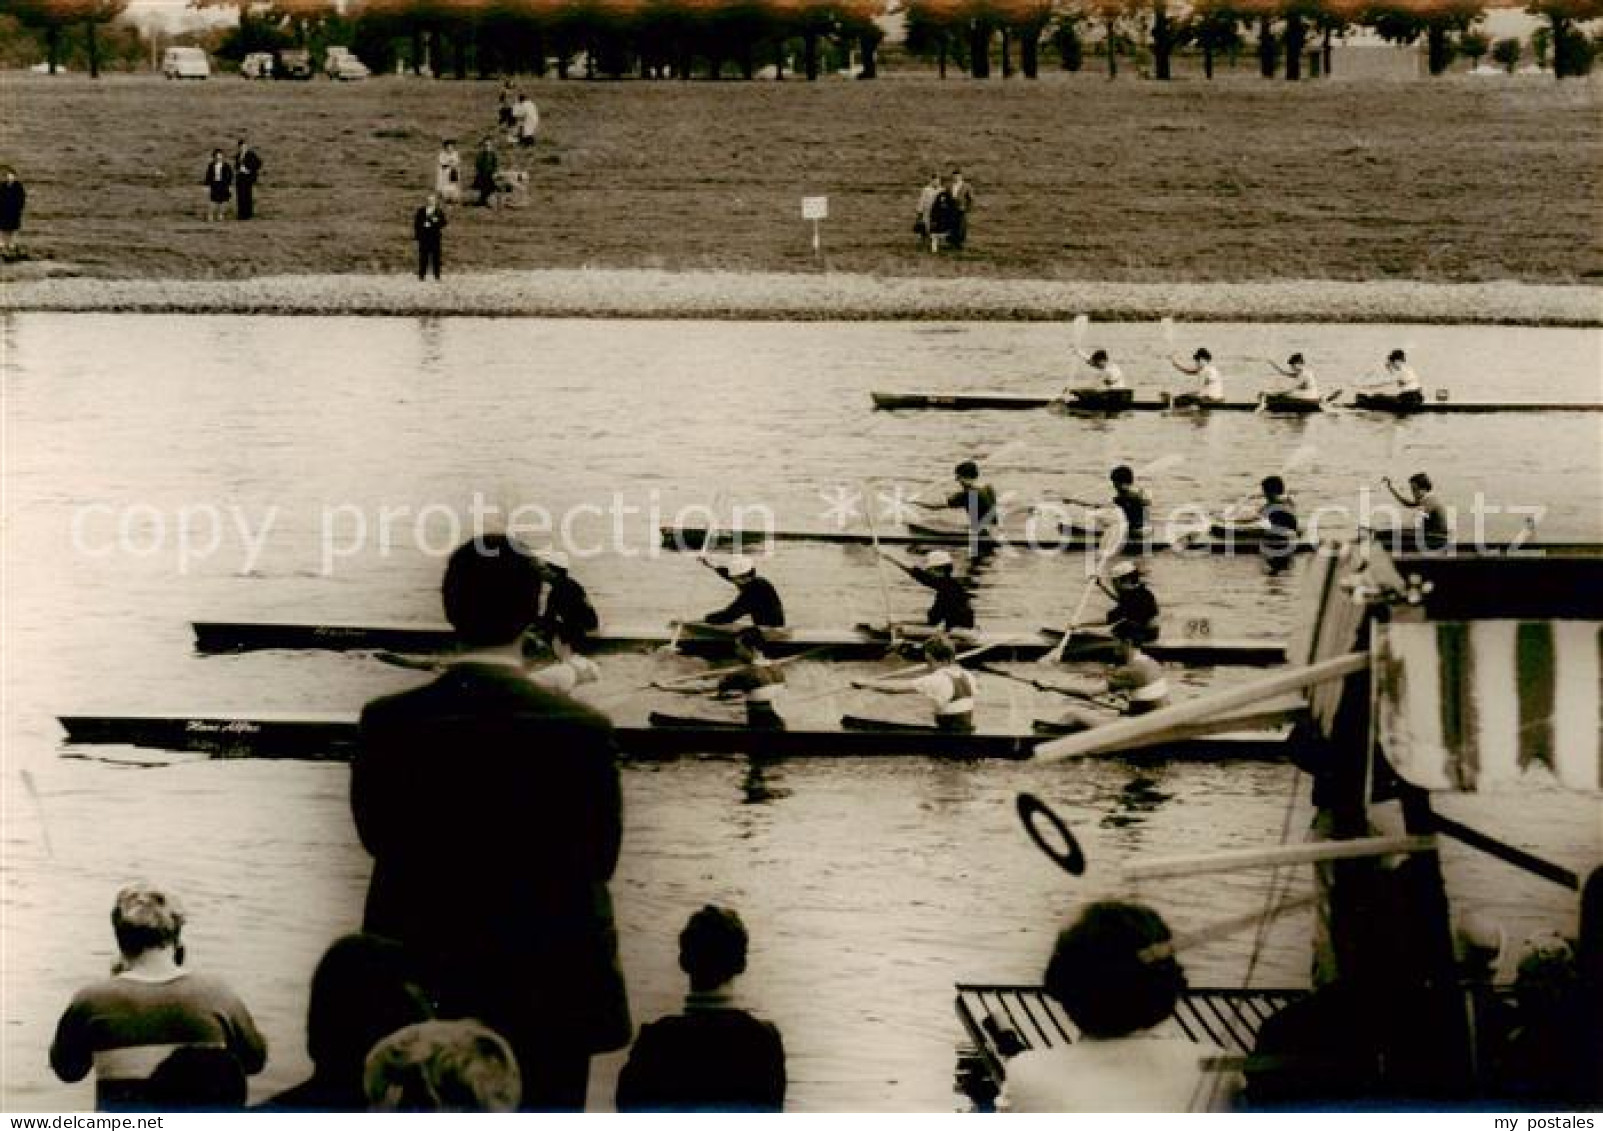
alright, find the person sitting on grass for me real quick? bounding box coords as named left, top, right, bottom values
left=999, top=901, right=1240, bottom=1112
left=616, top=905, right=786, bottom=1113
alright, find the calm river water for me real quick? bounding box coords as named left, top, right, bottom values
left=2, top=314, right=1599, bottom=1110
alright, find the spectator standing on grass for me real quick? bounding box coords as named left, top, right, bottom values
left=946, top=169, right=975, bottom=250
left=497, top=79, right=516, bottom=133
left=616, top=906, right=786, bottom=1113
left=914, top=172, right=940, bottom=250
left=436, top=139, right=461, bottom=204
left=0, top=167, right=26, bottom=257
left=351, top=534, right=631, bottom=1111
left=234, top=139, right=263, bottom=220
left=413, top=193, right=447, bottom=281
left=50, top=883, right=267, bottom=1111
left=472, top=137, right=499, bottom=207
left=513, top=91, right=540, bottom=148
left=202, top=148, right=232, bottom=221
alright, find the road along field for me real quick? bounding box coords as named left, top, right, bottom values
left=1, top=72, right=1599, bottom=291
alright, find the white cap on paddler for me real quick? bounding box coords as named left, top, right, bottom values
left=924, top=550, right=954, bottom=571
left=725, top=555, right=757, bottom=579
left=1109, top=560, right=1140, bottom=582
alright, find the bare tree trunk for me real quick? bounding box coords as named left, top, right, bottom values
left=803, top=30, right=819, bottom=79
left=86, top=20, right=101, bottom=77
left=970, top=21, right=991, bottom=77
left=1284, top=12, right=1305, bottom=79
left=1000, top=26, right=1012, bottom=77
left=1106, top=18, right=1118, bottom=78
left=1203, top=42, right=1214, bottom=78
left=858, top=32, right=878, bottom=78
left=1257, top=16, right=1276, bottom=78
left=1152, top=0, right=1172, bottom=79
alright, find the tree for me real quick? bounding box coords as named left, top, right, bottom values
left=1526, top=0, right=1603, bottom=76
left=1458, top=26, right=1488, bottom=64
left=903, top=0, right=967, bottom=76
left=1048, top=8, right=1084, bottom=68
left=1490, top=32, right=1519, bottom=69
left=1085, top=0, right=1132, bottom=76
left=1188, top=0, right=1242, bottom=76
left=1364, top=0, right=1485, bottom=76
left=835, top=0, right=886, bottom=77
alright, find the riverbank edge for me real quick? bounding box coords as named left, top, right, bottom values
left=3, top=270, right=1601, bottom=325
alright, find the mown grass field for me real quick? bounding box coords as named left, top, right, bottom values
left=1, top=71, right=1599, bottom=282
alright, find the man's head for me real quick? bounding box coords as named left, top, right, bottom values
left=1110, top=465, right=1135, bottom=488
left=1388, top=349, right=1407, bottom=364
left=1193, top=348, right=1211, bottom=363
left=923, top=549, right=954, bottom=574
left=954, top=460, right=980, bottom=483
left=440, top=534, right=542, bottom=646
left=1109, top=560, right=1141, bottom=588
left=1408, top=472, right=1433, bottom=494
left=1090, top=349, right=1109, bottom=367
left=1287, top=352, right=1306, bottom=368
left=1043, top=900, right=1185, bottom=1038
left=307, top=933, right=434, bottom=1077
left=679, top=904, right=750, bottom=992
left=1262, top=475, right=1286, bottom=498
left=111, top=883, right=185, bottom=960
left=923, top=633, right=956, bottom=665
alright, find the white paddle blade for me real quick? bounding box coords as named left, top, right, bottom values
left=1072, top=314, right=1089, bottom=347
left=1138, top=453, right=1186, bottom=479
left=1160, top=316, right=1176, bottom=345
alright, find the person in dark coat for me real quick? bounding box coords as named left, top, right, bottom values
left=259, top=934, right=435, bottom=1112
left=472, top=137, right=499, bottom=207
left=412, top=194, right=447, bottom=281
left=233, top=139, right=263, bottom=220
left=351, top=534, right=631, bottom=1111
left=0, top=168, right=25, bottom=257
left=616, top=906, right=785, bottom=1112
left=202, top=149, right=232, bottom=222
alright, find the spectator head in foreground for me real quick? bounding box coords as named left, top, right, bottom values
left=1044, top=900, right=1187, bottom=1038
left=679, top=905, right=749, bottom=993
left=441, top=533, right=543, bottom=646
left=364, top=1019, right=521, bottom=1112
left=111, top=883, right=185, bottom=965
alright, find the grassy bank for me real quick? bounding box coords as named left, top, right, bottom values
left=1, top=72, right=1599, bottom=288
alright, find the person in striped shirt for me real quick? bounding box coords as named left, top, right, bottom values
left=50, top=884, right=267, bottom=1111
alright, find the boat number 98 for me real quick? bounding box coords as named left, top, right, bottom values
left=1184, top=618, right=1212, bottom=638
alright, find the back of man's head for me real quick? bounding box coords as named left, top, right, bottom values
left=679, top=904, right=749, bottom=991
left=441, top=534, right=542, bottom=646
left=112, top=883, right=185, bottom=959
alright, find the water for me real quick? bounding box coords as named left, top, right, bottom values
left=2, top=314, right=1599, bottom=1110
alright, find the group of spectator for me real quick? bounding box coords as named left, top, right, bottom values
left=51, top=535, right=785, bottom=1114
left=200, top=139, right=264, bottom=222
left=913, top=169, right=975, bottom=252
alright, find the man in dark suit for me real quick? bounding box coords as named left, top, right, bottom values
left=412, top=194, right=447, bottom=281
left=351, top=534, right=631, bottom=1110
left=234, top=139, right=263, bottom=220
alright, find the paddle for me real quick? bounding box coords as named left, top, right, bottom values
left=664, top=490, right=725, bottom=654
left=852, top=640, right=1000, bottom=690
left=1040, top=514, right=1127, bottom=665
left=1213, top=443, right=1320, bottom=525
left=863, top=480, right=896, bottom=628
left=909, top=438, right=1026, bottom=512
left=975, top=662, right=1107, bottom=704
left=650, top=645, right=831, bottom=693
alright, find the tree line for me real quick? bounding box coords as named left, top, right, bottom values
left=3, top=0, right=1599, bottom=79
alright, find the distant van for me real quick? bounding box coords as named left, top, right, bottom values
left=162, top=47, right=210, bottom=79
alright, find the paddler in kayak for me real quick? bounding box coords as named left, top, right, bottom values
left=1060, top=465, right=1149, bottom=550
left=1061, top=348, right=1133, bottom=409
left=1356, top=350, right=1425, bottom=409
left=1383, top=471, right=1452, bottom=550
left=911, top=459, right=1000, bottom=542
left=1096, top=560, right=1160, bottom=645
left=879, top=549, right=977, bottom=634
left=714, top=627, right=788, bottom=730
left=852, top=633, right=978, bottom=734
left=1230, top=475, right=1301, bottom=572
left=1033, top=625, right=1171, bottom=734
left=1167, top=347, right=1227, bottom=407
left=697, top=554, right=786, bottom=628
left=532, top=549, right=600, bottom=648
left=529, top=630, right=603, bottom=696
left=1260, top=353, right=1322, bottom=407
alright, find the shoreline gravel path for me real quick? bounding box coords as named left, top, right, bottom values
left=2, top=269, right=1600, bottom=325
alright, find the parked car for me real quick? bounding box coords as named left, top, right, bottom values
left=241, top=52, right=274, bottom=78
left=274, top=48, right=313, bottom=79
left=324, top=46, right=370, bottom=80
left=161, top=46, right=211, bottom=79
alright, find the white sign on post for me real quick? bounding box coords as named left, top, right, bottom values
left=801, top=195, right=828, bottom=254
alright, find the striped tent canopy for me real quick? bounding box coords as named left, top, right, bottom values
left=1375, top=620, right=1602, bottom=793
